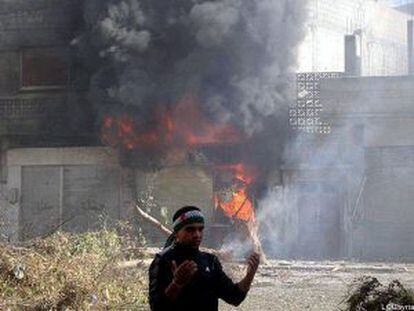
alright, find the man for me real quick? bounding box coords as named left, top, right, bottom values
left=149, top=206, right=260, bottom=311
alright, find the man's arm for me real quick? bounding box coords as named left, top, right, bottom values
left=214, top=252, right=260, bottom=306
left=237, top=252, right=260, bottom=293
left=149, top=256, right=170, bottom=311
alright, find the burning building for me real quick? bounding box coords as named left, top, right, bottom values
left=0, top=0, right=414, bottom=262
left=0, top=0, right=307, bottom=254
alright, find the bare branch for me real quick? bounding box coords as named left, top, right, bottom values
left=134, top=204, right=172, bottom=237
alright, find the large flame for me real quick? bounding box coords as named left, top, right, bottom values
left=101, top=96, right=255, bottom=222
left=214, top=163, right=256, bottom=222
left=101, top=95, right=242, bottom=150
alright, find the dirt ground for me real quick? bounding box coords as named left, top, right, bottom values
left=219, top=260, right=414, bottom=311
left=138, top=254, right=414, bottom=311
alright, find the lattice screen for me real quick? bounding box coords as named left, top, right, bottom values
left=290, top=72, right=343, bottom=134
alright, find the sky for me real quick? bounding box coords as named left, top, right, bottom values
left=389, top=0, right=414, bottom=6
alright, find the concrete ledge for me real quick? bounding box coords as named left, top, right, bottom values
left=7, top=147, right=119, bottom=166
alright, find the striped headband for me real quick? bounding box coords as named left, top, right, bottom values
left=173, top=210, right=205, bottom=232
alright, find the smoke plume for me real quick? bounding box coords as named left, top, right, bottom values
left=78, top=0, right=308, bottom=138
left=76, top=0, right=309, bottom=256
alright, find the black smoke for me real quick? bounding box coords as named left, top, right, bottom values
left=76, top=0, right=308, bottom=178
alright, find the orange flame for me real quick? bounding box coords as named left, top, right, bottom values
left=214, top=163, right=256, bottom=222
left=101, top=96, right=256, bottom=222
left=101, top=95, right=242, bottom=150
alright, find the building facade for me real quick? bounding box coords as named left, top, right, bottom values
left=283, top=75, right=414, bottom=261
left=298, top=0, right=410, bottom=76
left=0, top=1, right=219, bottom=243
left=1, top=0, right=414, bottom=262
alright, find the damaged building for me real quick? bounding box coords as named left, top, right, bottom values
left=283, top=1, right=414, bottom=260
left=0, top=0, right=414, bottom=262
left=0, top=0, right=255, bottom=246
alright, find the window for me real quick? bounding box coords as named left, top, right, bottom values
left=21, top=47, right=68, bottom=89
left=0, top=51, right=20, bottom=94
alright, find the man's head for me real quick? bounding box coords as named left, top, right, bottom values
left=173, top=206, right=205, bottom=249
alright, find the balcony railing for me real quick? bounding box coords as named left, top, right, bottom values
left=0, top=97, right=65, bottom=119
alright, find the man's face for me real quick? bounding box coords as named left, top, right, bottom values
left=176, top=223, right=204, bottom=249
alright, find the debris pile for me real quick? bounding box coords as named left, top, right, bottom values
left=345, top=276, right=414, bottom=311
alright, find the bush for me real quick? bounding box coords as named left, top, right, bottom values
left=0, top=226, right=148, bottom=310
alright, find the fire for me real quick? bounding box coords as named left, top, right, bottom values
left=101, top=95, right=242, bottom=151
left=173, top=96, right=241, bottom=147
left=214, top=163, right=256, bottom=222
left=214, top=163, right=265, bottom=259
left=101, top=95, right=255, bottom=223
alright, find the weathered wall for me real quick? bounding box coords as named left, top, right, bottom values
left=320, top=75, right=414, bottom=147
left=280, top=168, right=348, bottom=260
left=0, top=0, right=81, bottom=94
left=282, top=75, right=414, bottom=261
left=0, top=0, right=93, bottom=144
left=320, top=75, right=414, bottom=260
left=4, top=147, right=122, bottom=241
left=133, top=166, right=214, bottom=246
left=298, top=0, right=409, bottom=76
left=351, top=146, right=414, bottom=260
left=1, top=147, right=215, bottom=243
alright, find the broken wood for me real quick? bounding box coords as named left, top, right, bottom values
left=134, top=203, right=231, bottom=261
left=134, top=204, right=172, bottom=237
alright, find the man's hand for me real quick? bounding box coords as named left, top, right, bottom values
left=237, top=252, right=260, bottom=293
left=171, top=260, right=198, bottom=286
left=246, top=252, right=260, bottom=277
left=165, top=260, right=198, bottom=301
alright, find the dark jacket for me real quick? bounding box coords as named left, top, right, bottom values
left=149, top=243, right=246, bottom=311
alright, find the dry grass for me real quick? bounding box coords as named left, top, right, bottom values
left=0, top=226, right=149, bottom=310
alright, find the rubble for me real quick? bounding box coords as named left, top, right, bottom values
left=220, top=260, right=414, bottom=311
left=345, top=276, right=414, bottom=311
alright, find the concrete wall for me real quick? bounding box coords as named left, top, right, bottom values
left=134, top=166, right=214, bottom=246
left=0, top=0, right=80, bottom=48
left=351, top=146, right=414, bottom=260
left=320, top=75, right=414, bottom=147
left=0, top=0, right=81, bottom=94
left=285, top=75, right=414, bottom=261
left=0, top=147, right=215, bottom=244
left=298, top=0, right=409, bottom=76
left=3, top=147, right=122, bottom=241
left=0, top=0, right=94, bottom=143
left=279, top=168, right=349, bottom=260
left=280, top=75, right=414, bottom=260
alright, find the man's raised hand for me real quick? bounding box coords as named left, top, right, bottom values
left=246, top=252, right=260, bottom=276
left=237, top=252, right=260, bottom=293
left=171, top=260, right=198, bottom=286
